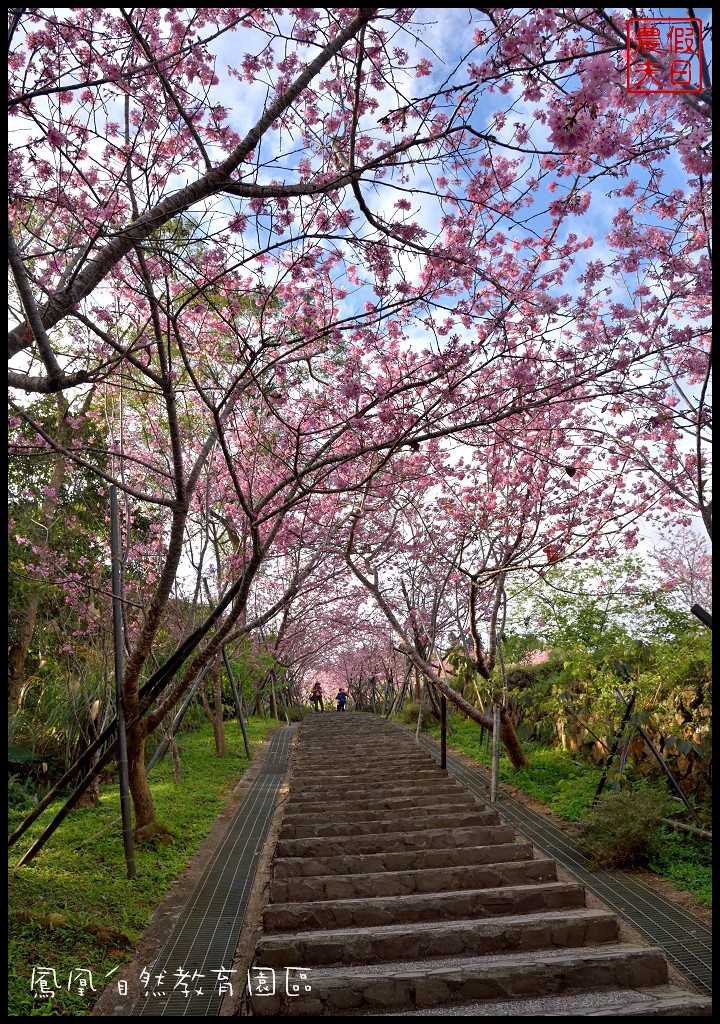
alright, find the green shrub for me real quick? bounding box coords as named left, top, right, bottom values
left=8, top=773, right=38, bottom=813
left=574, top=788, right=673, bottom=869
left=395, top=700, right=433, bottom=730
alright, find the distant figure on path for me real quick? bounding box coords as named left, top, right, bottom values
left=310, top=683, right=324, bottom=712
left=336, top=687, right=348, bottom=712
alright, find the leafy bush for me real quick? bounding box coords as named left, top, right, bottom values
left=574, top=788, right=673, bottom=869
left=395, top=700, right=433, bottom=730
left=8, top=773, right=38, bottom=813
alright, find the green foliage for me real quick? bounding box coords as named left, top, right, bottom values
left=9, top=670, right=112, bottom=782
left=649, top=828, right=713, bottom=908
left=502, top=557, right=712, bottom=764
left=225, top=638, right=277, bottom=704
left=9, top=774, right=39, bottom=813
left=395, top=700, right=433, bottom=730
left=9, top=394, right=110, bottom=652
left=574, top=789, right=674, bottom=869
left=435, top=716, right=599, bottom=820
left=8, top=718, right=278, bottom=1017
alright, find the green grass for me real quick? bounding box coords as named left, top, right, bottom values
left=423, top=715, right=601, bottom=820
left=649, top=827, right=713, bottom=908
left=415, top=713, right=712, bottom=909
left=8, top=717, right=280, bottom=1017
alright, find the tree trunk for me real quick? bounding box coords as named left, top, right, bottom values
left=201, top=658, right=227, bottom=757
left=169, top=734, right=182, bottom=784
left=8, top=450, right=66, bottom=714
left=126, top=720, right=154, bottom=830
left=212, top=659, right=227, bottom=756
left=498, top=706, right=528, bottom=770
left=269, top=673, right=278, bottom=719
left=398, top=643, right=529, bottom=770
left=79, top=709, right=103, bottom=807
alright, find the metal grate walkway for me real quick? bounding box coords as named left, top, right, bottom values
left=132, top=725, right=295, bottom=1017
left=414, top=730, right=712, bottom=997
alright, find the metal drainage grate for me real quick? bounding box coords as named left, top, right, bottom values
left=662, top=939, right=713, bottom=996
left=133, top=725, right=295, bottom=1017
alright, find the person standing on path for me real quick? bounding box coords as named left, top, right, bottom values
left=310, top=682, right=324, bottom=712
left=336, top=687, right=348, bottom=712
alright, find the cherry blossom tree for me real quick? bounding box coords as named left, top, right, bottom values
left=8, top=8, right=711, bottom=830
left=648, top=523, right=712, bottom=612
left=340, top=382, right=701, bottom=767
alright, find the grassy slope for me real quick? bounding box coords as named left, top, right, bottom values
left=8, top=717, right=280, bottom=1017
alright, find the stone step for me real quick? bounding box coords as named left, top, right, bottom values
left=256, top=908, right=620, bottom=968
left=294, top=753, right=434, bottom=763
left=286, top=791, right=473, bottom=815
left=290, top=769, right=442, bottom=787
left=271, top=835, right=522, bottom=879
left=294, top=751, right=433, bottom=762
left=297, top=724, right=399, bottom=730
left=336, top=986, right=713, bottom=1017
left=290, top=753, right=430, bottom=761
left=294, top=753, right=432, bottom=766
left=263, top=880, right=587, bottom=932
left=278, top=809, right=500, bottom=841
left=287, top=780, right=447, bottom=800
left=297, top=741, right=413, bottom=749
left=288, top=775, right=459, bottom=797
left=285, top=783, right=469, bottom=811
left=281, top=793, right=484, bottom=825
left=270, top=856, right=557, bottom=904
left=276, top=823, right=515, bottom=860
left=250, top=717, right=708, bottom=1017
left=249, top=945, right=669, bottom=1015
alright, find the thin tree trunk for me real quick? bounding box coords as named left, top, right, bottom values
left=8, top=449, right=66, bottom=713
left=201, top=659, right=227, bottom=757
left=169, top=733, right=182, bottom=784
left=126, top=721, right=153, bottom=830
left=212, top=658, right=227, bottom=756
left=269, top=671, right=278, bottom=720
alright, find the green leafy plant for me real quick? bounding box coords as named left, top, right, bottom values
left=8, top=773, right=38, bottom=812
left=574, top=788, right=673, bottom=869
left=649, top=827, right=712, bottom=908
left=396, top=699, right=435, bottom=730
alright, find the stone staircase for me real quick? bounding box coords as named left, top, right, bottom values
left=247, top=713, right=711, bottom=1016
